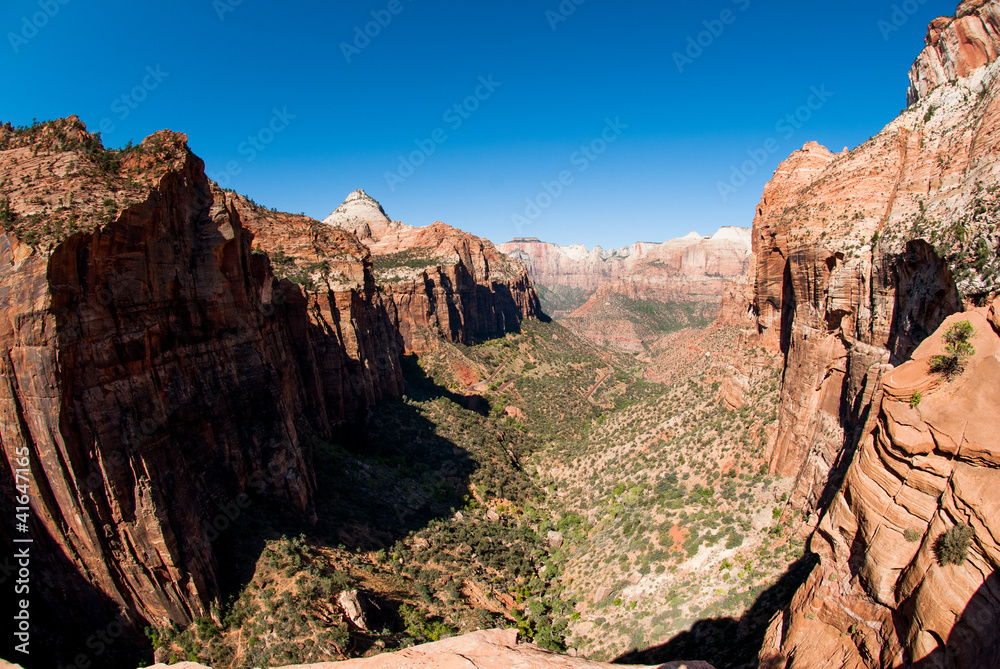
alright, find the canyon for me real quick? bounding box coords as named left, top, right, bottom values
left=0, top=122, right=541, bottom=667
left=499, top=228, right=752, bottom=319
left=326, top=190, right=542, bottom=354
left=2, top=1, right=1000, bottom=668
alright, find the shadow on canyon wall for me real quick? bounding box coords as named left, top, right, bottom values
left=910, top=569, right=1000, bottom=669
left=9, top=357, right=490, bottom=669
left=613, top=553, right=819, bottom=669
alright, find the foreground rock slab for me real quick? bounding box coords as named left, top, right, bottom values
left=148, top=630, right=715, bottom=669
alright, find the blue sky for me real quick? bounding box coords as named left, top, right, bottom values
left=1, top=0, right=959, bottom=248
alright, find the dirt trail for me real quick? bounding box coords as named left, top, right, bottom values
left=467, top=352, right=515, bottom=393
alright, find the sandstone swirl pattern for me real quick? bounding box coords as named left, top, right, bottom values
left=747, top=2, right=1000, bottom=666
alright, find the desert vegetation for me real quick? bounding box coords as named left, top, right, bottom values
left=147, top=316, right=807, bottom=668
left=929, top=320, right=976, bottom=378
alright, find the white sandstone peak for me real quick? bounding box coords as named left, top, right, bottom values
left=323, top=189, right=391, bottom=228
left=711, top=226, right=752, bottom=243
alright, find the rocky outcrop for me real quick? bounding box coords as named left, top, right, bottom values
left=322, top=188, right=395, bottom=241
left=750, top=2, right=1000, bottom=666
left=325, top=191, right=543, bottom=353
left=0, top=121, right=402, bottom=665
left=749, top=3, right=1000, bottom=510
left=145, top=629, right=715, bottom=669
left=500, top=228, right=752, bottom=318
left=907, top=0, right=1000, bottom=104
left=760, top=307, right=1000, bottom=669
left=231, top=198, right=405, bottom=415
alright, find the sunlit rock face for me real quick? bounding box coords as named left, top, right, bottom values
left=499, top=229, right=752, bottom=318
left=325, top=191, right=543, bottom=353
left=750, top=0, right=1000, bottom=512
left=749, top=1, right=1000, bottom=666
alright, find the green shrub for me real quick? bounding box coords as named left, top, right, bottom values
left=909, top=392, right=922, bottom=408
left=936, top=524, right=975, bottom=566
left=930, top=321, right=975, bottom=378
left=903, top=528, right=922, bottom=543
left=0, top=197, right=15, bottom=230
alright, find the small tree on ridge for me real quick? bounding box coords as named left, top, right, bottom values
left=929, top=320, right=976, bottom=379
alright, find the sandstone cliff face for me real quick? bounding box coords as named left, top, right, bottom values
left=499, top=228, right=753, bottom=318
left=749, top=2, right=1000, bottom=666
left=325, top=191, right=543, bottom=353
left=751, top=0, right=1000, bottom=511
left=760, top=307, right=1000, bottom=669
left=231, top=198, right=405, bottom=416
left=0, top=122, right=401, bottom=662
left=908, top=0, right=1000, bottom=104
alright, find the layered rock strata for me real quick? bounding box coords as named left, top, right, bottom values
left=907, top=0, right=1000, bottom=104
left=325, top=191, right=543, bottom=353
left=499, top=228, right=753, bottom=318
left=232, top=198, right=405, bottom=416
left=752, top=2, right=1000, bottom=666
left=0, top=121, right=402, bottom=663
left=752, top=0, right=1000, bottom=511
left=760, top=307, right=1000, bottom=669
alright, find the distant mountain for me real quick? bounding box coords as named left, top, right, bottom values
left=499, top=229, right=752, bottom=319
left=323, top=190, right=542, bottom=353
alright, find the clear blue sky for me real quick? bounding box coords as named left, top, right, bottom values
left=1, top=0, right=958, bottom=248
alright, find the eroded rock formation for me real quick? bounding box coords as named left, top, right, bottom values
left=500, top=228, right=752, bottom=318
left=0, top=121, right=402, bottom=663
left=751, top=2, right=1000, bottom=666
left=325, top=190, right=542, bottom=353
left=760, top=307, right=1000, bottom=669
left=908, top=0, right=1000, bottom=104
left=231, top=197, right=405, bottom=415
left=750, top=0, right=1000, bottom=511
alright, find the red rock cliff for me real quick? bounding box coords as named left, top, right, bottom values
left=760, top=306, right=1000, bottom=669
left=748, top=1, right=1000, bottom=666
left=326, top=191, right=543, bottom=353
left=0, top=120, right=402, bottom=661
left=908, top=0, right=1000, bottom=104
left=750, top=0, right=1000, bottom=511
